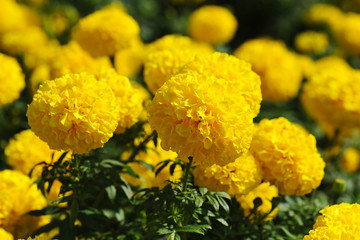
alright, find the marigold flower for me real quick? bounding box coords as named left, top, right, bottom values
left=294, top=31, right=329, bottom=55
left=236, top=182, right=279, bottom=222
left=301, top=67, right=360, bottom=138
left=121, top=136, right=180, bottom=189
left=234, top=38, right=302, bottom=102
left=0, top=53, right=25, bottom=108
left=0, top=229, right=13, bottom=240
left=5, top=129, right=69, bottom=177
left=29, top=64, right=51, bottom=95
left=304, top=3, right=344, bottom=32
left=27, top=72, right=120, bottom=154
left=250, top=117, right=325, bottom=196
left=148, top=52, right=261, bottom=167
left=193, top=152, right=262, bottom=196
left=304, top=203, right=360, bottom=239
left=0, top=170, right=49, bottom=239
left=96, top=70, right=143, bottom=134
left=339, top=147, right=360, bottom=173
left=335, top=13, right=360, bottom=55
left=188, top=5, right=237, bottom=44
left=72, top=7, right=140, bottom=57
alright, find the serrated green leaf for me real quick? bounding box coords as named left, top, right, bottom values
left=176, top=224, right=211, bottom=235
left=206, top=195, right=219, bottom=211
left=216, top=195, right=230, bottom=213
left=105, top=185, right=117, bottom=203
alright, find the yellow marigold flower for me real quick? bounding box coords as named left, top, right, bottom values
left=234, top=38, right=302, bottom=102
left=0, top=53, right=25, bottom=108
left=114, top=38, right=145, bottom=77
left=121, top=138, right=181, bottom=189
left=0, top=27, right=50, bottom=56
left=251, top=117, right=325, bottom=196
left=304, top=3, right=344, bottom=32
left=96, top=70, right=143, bottom=134
left=0, top=228, right=13, bottom=240
left=27, top=72, right=120, bottom=154
left=23, top=40, right=61, bottom=70
left=5, top=129, right=69, bottom=178
left=340, top=147, right=360, bottom=173
left=188, top=5, right=237, bottom=45
left=335, top=13, right=360, bottom=55
left=146, top=34, right=214, bottom=57
left=236, top=182, right=279, bottom=222
left=72, top=7, right=140, bottom=57
left=0, top=170, right=49, bottom=239
left=304, top=203, right=360, bottom=240
left=148, top=52, right=262, bottom=167
left=295, top=31, right=329, bottom=55
left=0, top=1, right=41, bottom=36
left=301, top=67, right=360, bottom=138
left=313, top=55, right=352, bottom=74
left=193, top=152, right=262, bottom=196
left=29, top=64, right=51, bottom=95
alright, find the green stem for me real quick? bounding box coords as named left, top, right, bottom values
left=182, top=157, right=193, bottom=192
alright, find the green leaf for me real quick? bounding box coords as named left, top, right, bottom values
left=176, top=224, right=211, bottom=235
left=100, top=159, right=126, bottom=168
left=105, top=185, right=117, bottom=203
left=120, top=176, right=133, bottom=199
left=206, top=195, right=219, bottom=211
left=216, top=217, right=229, bottom=226
left=199, top=187, right=208, bottom=195
left=278, top=226, right=298, bottom=240
left=214, top=192, right=231, bottom=200
left=155, top=160, right=170, bottom=176
left=69, top=199, right=79, bottom=226
left=216, top=195, right=230, bottom=213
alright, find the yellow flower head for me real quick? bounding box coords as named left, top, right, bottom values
left=0, top=228, right=13, bottom=240
left=234, top=38, right=302, bottom=102
left=304, top=203, right=360, bottom=240
left=5, top=129, right=69, bottom=178
left=114, top=38, right=145, bottom=77
left=188, top=5, right=238, bottom=45
left=0, top=26, right=50, bottom=56
left=96, top=69, right=143, bottom=134
left=72, top=6, right=140, bottom=57
left=340, top=147, right=360, bottom=173
left=304, top=3, right=344, bottom=32
left=250, top=117, right=325, bottom=196
left=193, top=152, right=262, bottom=196
left=335, top=13, right=360, bottom=55
left=148, top=52, right=262, bottom=167
left=27, top=72, right=120, bottom=154
left=0, top=170, right=49, bottom=239
left=236, top=182, right=279, bottom=222
left=121, top=137, right=181, bottom=189
left=0, top=53, right=25, bottom=108
left=294, top=31, right=329, bottom=55
left=301, top=67, right=360, bottom=137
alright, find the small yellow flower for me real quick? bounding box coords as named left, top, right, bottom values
left=251, top=117, right=325, bottom=196
left=72, top=6, right=140, bottom=57
left=188, top=5, right=237, bottom=44
left=304, top=203, right=360, bottom=239
left=340, top=147, right=360, bottom=173
left=0, top=170, right=49, bottom=239
left=148, top=52, right=261, bottom=167
left=193, top=152, right=262, bottom=196
left=295, top=31, right=329, bottom=55
left=234, top=38, right=302, bottom=102
left=335, top=13, right=360, bottom=55
left=304, top=3, right=344, bottom=32
left=236, top=182, right=279, bottom=222
left=5, top=129, right=69, bottom=178
left=27, top=72, right=120, bottom=154
left=0, top=53, right=25, bottom=108
left=0, top=228, right=13, bottom=240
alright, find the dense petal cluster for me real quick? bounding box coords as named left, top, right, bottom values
left=340, top=147, right=360, bottom=173
left=236, top=182, right=279, bottom=222
left=0, top=170, right=49, bottom=239
left=5, top=129, right=69, bottom=177
left=234, top=38, right=302, bottom=102
left=72, top=6, right=140, bottom=57
left=294, top=31, right=329, bottom=55
left=188, top=5, right=237, bottom=44
left=0, top=53, right=25, bottom=108
left=27, top=72, right=120, bottom=154
left=96, top=70, right=143, bottom=134
left=148, top=52, right=261, bottom=167
left=250, top=117, right=325, bottom=196
left=193, top=152, right=262, bottom=196
left=0, top=229, right=13, bottom=240
left=304, top=203, right=360, bottom=240
left=301, top=67, right=360, bottom=137
left=121, top=137, right=181, bottom=189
